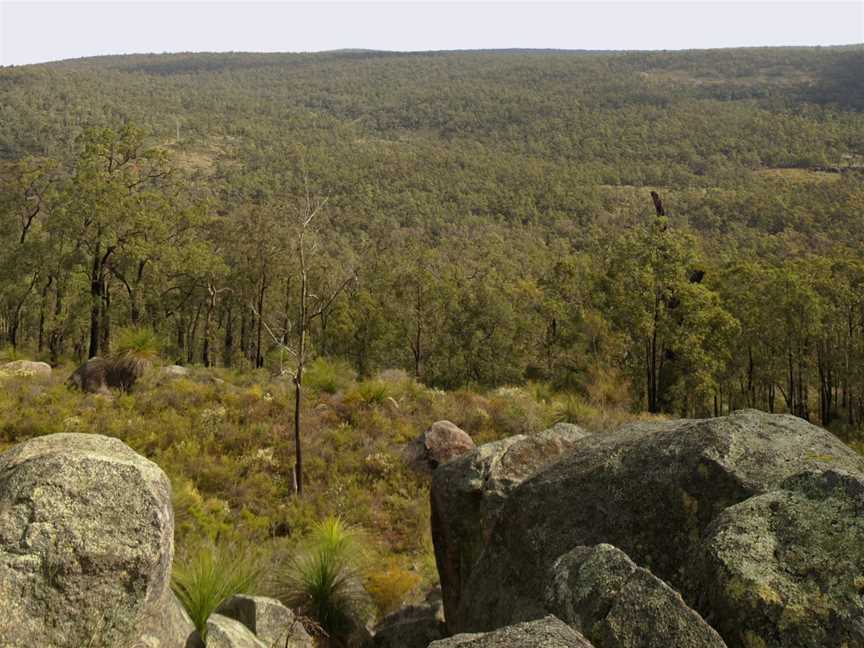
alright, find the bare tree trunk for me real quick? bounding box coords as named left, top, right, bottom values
left=223, top=305, right=234, bottom=367
left=202, top=279, right=216, bottom=367
left=294, top=256, right=308, bottom=497
left=38, top=276, right=53, bottom=353
left=88, top=244, right=104, bottom=358
left=100, top=277, right=111, bottom=355
left=255, top=272, right=267, bottom=368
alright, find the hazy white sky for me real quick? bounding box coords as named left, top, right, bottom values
left=1, top=0, right=862, bottom=66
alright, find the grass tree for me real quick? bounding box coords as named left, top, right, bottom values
left=273, top=517, right=372, bottom=645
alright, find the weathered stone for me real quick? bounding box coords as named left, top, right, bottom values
left=431, top=422, right=590, bottom=630
left=437, top=410, right=864, bottom=643
left=206, top=614, right=267, bottom=648
left=373, top=589, right=445, bottom=648
left=163, top=364, right=191, bottom=377
left=404, top=420, right=475, bottom=472
left=217, top=594, right=312, bottom=647
left=694, top=469, right=864, bottom=648
left=0, top=360, right=52, bottom=377
left=545, top=544, right=726, bottom=648
left=137, top=588, right=197, bottom=648
left=428, top=615, right=595, bottom=647
left=0, top=433, right=179, bottom=648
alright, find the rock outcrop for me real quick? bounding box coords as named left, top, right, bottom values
left=0, top=433, right=192, bottom=648
left=206, top=614, right=267, bottom=648
left=373, top=589, right=446, bottom=647
left=405, top=420, right=475, bottom=472
left=428, top=615, right=595, bottom=647
left=694, top=469, right=864, bottom=647
left=432, top=410, right=864, bottom=646
left=216, top=594, right=313, bottom=647
left=0, top=359, right=52, bottom=377
left=431, top=421, right=589, bottom=629
left=545, top=544, right=726, bottom=648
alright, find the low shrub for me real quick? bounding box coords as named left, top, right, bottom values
left=365, top=559, right=422, bottom=617
left=305, top=358, right=357, bottom=395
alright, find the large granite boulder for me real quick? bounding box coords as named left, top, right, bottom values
left=372, top=589, right=446, bottom=647
left=433, top=410, right=864, bottom=646
left=431, top=422, right=590, bottom=630
left=0, top=433, right=191, bottom=647
left=206, top=614, right=267, bottom=648
left=428, top=615, right=595, bottom=647
left=216, top=594, right=312, bottom=647
left=694, top=469, right=864, bottom=647
left=404, top=420, right=475, bottom=472
left=138, top=588, right=198, bottom=648
left=545, top=544, right=726, bottom=648
left=0, top=359, right=52, bottom=377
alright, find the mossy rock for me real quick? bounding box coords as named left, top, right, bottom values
left=694, top=469, right=864, bottom=647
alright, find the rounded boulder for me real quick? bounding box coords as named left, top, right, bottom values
left=0, top=433, right=180, bottom=647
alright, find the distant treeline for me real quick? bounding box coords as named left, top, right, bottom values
left=1, top=47, right=864, bottom=426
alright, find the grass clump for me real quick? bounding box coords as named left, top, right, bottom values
left=305, top=357, right=357, bottom=395
left=109, top=326, right=164, bottom=391
left=171, top=541, right=262, bottom=639
left=346, top=379, right=391, bottom=408
left=273, top=516, right=373, bottom=645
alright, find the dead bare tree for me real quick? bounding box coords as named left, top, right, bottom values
left=253, top=181, right=354, bottom=496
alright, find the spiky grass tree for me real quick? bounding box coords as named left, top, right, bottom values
left=109, top=326, right=162, bottom=390
left=274, top=517, right=372, bottom=646
left=172, top=542, right=261, bottom=639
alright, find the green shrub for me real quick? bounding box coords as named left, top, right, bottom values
left=486, top=386, right=548, bottom=437
left=364, top=558, right=421, bottom=617
left=305, top=357, right=356, bottom=394
left=347, top=379, right=391, bottom=408
left=272, top=517, right=373, bottom=643
left=171, top=541, right=262, bottom=638
left=550, top=393, right=599, bottom=426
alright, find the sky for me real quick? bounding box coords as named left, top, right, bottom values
left=1, top=0, right=862, bottom=66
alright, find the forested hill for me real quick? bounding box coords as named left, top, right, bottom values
left=2, top=47, right=864, bottom=425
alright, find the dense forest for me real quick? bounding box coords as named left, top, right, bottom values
left=2, top=46, right=864, bottom=428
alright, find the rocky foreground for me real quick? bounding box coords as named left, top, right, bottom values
left=1, top=409, right=863, bottom=647
left=427, top=409, right=864, bottom=647
left=0, top=432, right=311, bottom=648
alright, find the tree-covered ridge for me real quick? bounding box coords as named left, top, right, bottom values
left=1, top=46, right=864, bottom=428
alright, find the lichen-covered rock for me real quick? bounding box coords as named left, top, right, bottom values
left=428, top=615, right=595, bottom=647
left=405, top=420, right=475, bottom=472
left=0, top=359, right=52, bottom=377
left=438, top=410, right=864, bottom=643
left=694, top=469, right=864, bottom=647
left=206, top=614, right=267, bottom=648
left=163, top=364, right=191, bottom=378
left=373, top=589, right=445, bottom=647
left=545, top=544, right=726, bottom=648
left=431, top=422, right=590, bottom=630
left=216, top=595, right=312, bottom=647
left=0, top=433, right=182, bottom=648
left=137, top=588, right=197, bottom=648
